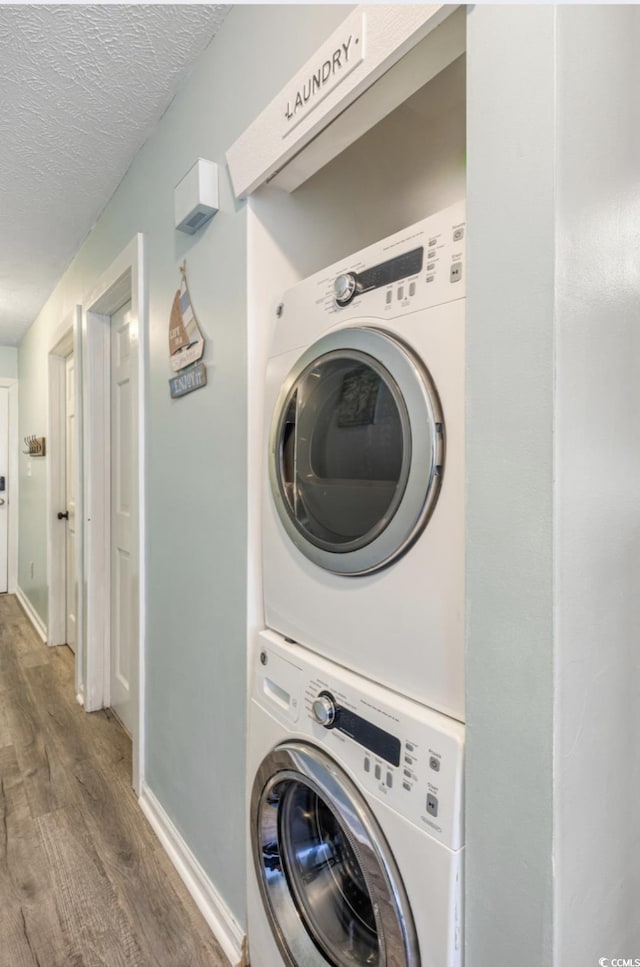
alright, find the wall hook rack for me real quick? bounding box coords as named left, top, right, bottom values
left=23, top=435, right=46, bottom=457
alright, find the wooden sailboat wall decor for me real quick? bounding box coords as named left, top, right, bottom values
left=168, top=261, right=208, bottom=399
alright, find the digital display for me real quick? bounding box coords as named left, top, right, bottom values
left=336, top=707, right=401, bottom=767
left=358, top=247, right=424, bottom=294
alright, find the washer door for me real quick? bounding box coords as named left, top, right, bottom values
left=269, top=327, right=443, bottom=575
left=251, top=742, right=419, bottom=967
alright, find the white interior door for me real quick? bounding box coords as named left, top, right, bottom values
left=110, top=301, right=135, bottom=734
left=0, top=388, right=8, bottom=593
left=65, top=353, right=77, bottom=651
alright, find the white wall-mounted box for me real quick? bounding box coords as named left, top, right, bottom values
left=174, top=159, right=219, bottom=234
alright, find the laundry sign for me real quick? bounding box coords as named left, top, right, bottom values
left=227, top=6, right=450, bottom=197
left=282, top=13, right=365, bottom=136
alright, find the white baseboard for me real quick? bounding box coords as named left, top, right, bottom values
left=15, top=585, right=47, bottom=642
left=139, top=783, right=246, bottom=966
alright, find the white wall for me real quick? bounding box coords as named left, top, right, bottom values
left=467, top=6, right=640, bottom=965
left=555, top=6, right=640, bottom=963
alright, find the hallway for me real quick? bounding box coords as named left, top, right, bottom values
left=0, top=595, right=229, bottom=967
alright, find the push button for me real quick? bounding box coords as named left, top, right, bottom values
left=385, top=290, right=392, bottom=305
left=374, top=764, right=382, bottom=781
left=403, top=781, right=411, bottom=791
left=409, top=282, right=416, bottom=297
left=364, top=757, right=371, bottom=773
left=453, top=227, right=464, bottom=242
left=450, top=262, right=463, bottom=283
left=427, top=794, right=439, bottom=818
left=397, top=286, right=404, bottom=301
left=386, top=772, right=393, bottom=788
left=429, top=756, right=441, bottom=772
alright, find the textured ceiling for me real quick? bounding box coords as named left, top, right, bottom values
left=0, top=4, right=229, bottom=345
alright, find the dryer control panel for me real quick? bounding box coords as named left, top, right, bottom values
left=255, top=629, right=464, bottom=852
left=273, top=201, right=466, bottom=358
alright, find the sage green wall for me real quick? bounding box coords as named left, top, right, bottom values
left=466, top=7, right=555, bottom=965
left=467, top=6, right=640, bottom=964
left=18, top=331, right=49, bottom=617
left=0, top=347, right=17, bottom=379
left=22, top=5, right=637, bottom=955
left=17, top=4, right=349, bottom=927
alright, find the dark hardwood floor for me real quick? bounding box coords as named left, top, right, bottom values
left=0, top=594, right=231, bottom=967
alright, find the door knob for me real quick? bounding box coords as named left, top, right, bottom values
left=57, top=511, right=69, bottom=520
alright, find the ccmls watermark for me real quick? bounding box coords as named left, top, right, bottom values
left=599, top=958, right=640, bottom=966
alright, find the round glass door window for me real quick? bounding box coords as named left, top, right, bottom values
left=252, top=742, right=419, bottom=967
left=282, top=781, right=379, bottom=964
left=269, top=328, right=443, bottom=575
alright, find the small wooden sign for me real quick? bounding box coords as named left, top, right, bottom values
left=169, top=261, right=205, bottom=373
left=169, top=362, right=207, bottom=399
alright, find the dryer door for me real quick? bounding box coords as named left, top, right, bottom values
left=269, top=327, right=443, bottom=575
left=251, top=741, right=419, bottom=967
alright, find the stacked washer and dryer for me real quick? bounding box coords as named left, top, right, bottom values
left=249, top=202, right=466, bottom=967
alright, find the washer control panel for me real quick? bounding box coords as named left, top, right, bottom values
left=255, top=630, right=464, bottom=851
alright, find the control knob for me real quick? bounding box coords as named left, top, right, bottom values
left=312, top=693, right=337, bottom=728
left=333, top=272, right=358, bottom=307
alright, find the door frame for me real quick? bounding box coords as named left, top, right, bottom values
left=82, top=234, right=147, bottom=794
left=47, top=311, right=83, bottom=695
left=0, top=377, right=18, bottom=594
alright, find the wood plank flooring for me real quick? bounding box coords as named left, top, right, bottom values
left=0, top=594, right=231, bottom=967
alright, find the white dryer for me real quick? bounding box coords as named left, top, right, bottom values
left=247, top=629, right=465, bottom=967
left=263, top=202, right=466, bottom=721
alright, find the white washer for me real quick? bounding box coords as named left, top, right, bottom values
left=248, top=629, right=465, bottom=967
left=263, top=202, right=466, bottom=721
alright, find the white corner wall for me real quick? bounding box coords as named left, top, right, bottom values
left=555, top=6, right=640, bottom=963
left=467, top=5, right=640, bottom=965
left=466, top=7, right=556, bottom=964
